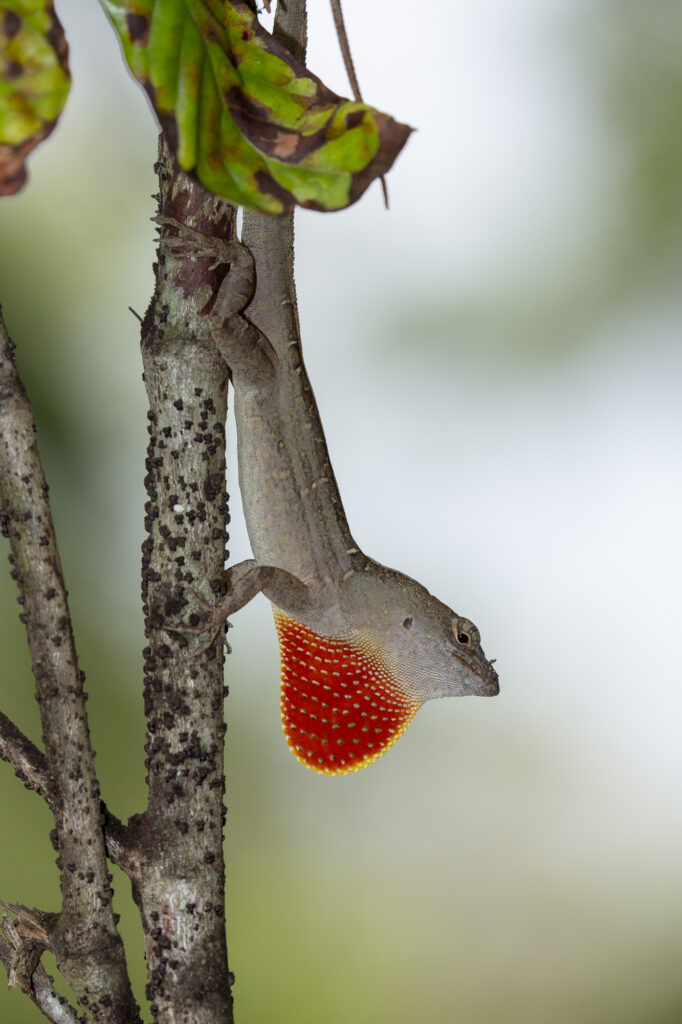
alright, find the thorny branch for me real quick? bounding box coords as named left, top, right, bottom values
left=0, top=305, right=140, bottom=1022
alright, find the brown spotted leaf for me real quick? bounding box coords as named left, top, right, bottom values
left=0, top=1, right=70, bottom=195
left=101, top=0, right=412, bottom=214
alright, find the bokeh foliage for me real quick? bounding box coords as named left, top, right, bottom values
left=0, top=0, right=70, bottom=194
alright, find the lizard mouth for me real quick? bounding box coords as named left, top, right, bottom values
left=454, top=651, right=500, bottom=696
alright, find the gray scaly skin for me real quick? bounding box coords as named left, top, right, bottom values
left=162, top=212, right=498, bottom=773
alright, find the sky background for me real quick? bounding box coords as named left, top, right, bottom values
left=1, top=1, right=681, bottom=1021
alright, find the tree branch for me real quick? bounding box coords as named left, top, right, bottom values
left=1, top=914, right=81, bottom=1024
left=0, top=306, right=140, bottom=1022
left=0, top=709, right=137, bottom=875
left=0, top=708, right=55, bottom=811
left=128, top=141, right=235, bottom=1024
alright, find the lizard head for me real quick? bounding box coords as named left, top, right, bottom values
left=340, top=565, right=499, bottom=704
left=390, top=604, right=499, bottom=700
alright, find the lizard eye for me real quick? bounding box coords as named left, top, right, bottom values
left=454, top=617, right=479, bottom=647
left=402, top=617, right=413, bottom=629
left=453, top=619, right=472, bottom=646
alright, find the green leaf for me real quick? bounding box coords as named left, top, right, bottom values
left=100, top=0, right=412, bottom=214
left=0, top=1, right=71, bottom=195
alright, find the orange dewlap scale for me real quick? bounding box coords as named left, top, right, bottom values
left=274, top=611, right=421, bottom=774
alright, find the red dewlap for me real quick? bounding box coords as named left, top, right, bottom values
left=274, top=612, right=420, bottom=775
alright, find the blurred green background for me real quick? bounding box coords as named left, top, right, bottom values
left=1, top=0, right=681, bottom=1021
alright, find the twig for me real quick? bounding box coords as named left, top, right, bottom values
left=329, top=0, right=389, bottom=207
left=0, top=306, right=139, bottom=1022
left=27, top=976, right=82, bottom=1024
left=1, top=919, right=81, bottom=1024
left=0, top=709, right=55, bottom=811
left=0, top=709, right=135, bottom=874
left=329, top=0, right=361, bottom=101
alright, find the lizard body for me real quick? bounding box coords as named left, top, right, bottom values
left=164, top=213, right=499, bottom=774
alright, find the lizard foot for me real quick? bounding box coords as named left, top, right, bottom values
left=153, top=215, right=255, bottom=315
left=153, top=215, right=248, bottom=272
left=165, top=587, right=232, bottom=658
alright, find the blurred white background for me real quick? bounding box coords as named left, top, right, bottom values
left=1, top=1, right=681, bottom=1021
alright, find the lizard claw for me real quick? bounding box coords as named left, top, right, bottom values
left=152, top=215, right=255, bottom=314
left=152, top=215, right=238, bottom=270
left=165, top=588, right=232, bottom=658
left=184, top=585, right=217, bottom=614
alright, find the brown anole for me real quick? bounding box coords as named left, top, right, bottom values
left=161, top=212, right=499, bottom=774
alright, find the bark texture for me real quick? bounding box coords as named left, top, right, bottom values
left=0, top=308, right=140, bottom=1023
left=129, top=141, right=236, bottom=1024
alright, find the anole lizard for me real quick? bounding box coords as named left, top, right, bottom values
left=161, top=212, right=499, bottom=775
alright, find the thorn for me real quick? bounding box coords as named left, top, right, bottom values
left=129, top=307, right=143, bottom=323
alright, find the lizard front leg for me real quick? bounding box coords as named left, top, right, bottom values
left=167, top=559, right=313, bottom=655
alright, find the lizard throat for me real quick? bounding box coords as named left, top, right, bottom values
left=274, top=612, right=421, bottom=775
